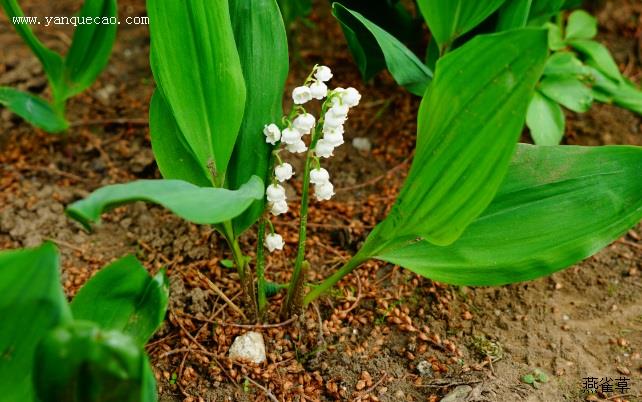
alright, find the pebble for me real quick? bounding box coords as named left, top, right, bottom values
left=417, top=360, right=433, bottom=377
left=228, top=331, right=266, bottom=364
left=352, top=137, right=372, bottom=152
left=440, top=385, right=473, bottom=402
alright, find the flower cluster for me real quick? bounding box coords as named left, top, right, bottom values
left=261, top=65, right=361, bottom=252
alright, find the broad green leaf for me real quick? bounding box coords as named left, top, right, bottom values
left=147, top=0, right=246, bottom=177
left=277, top=0, right=311, bottom=26
left=228, top=0, right=289, bottom=236
left=365, top=29, right=548, bottom=249
left=526, top=91, right=565, bottom=145
left=64, top=0, right=118, bottom=99
left=70, top=255, right=169, bottom=347
left=149, top=89, right=211, bottom=187
left=546, top=22, right=565, bottom=51
left=0, top=87, right=68, bottom=132
left=34, top=321, right=149, bottom=402
left=569, top=39, right=622, bottom=82
left=374, top=144, right=642, bottom=285
left=66, top=176, right=264, bottom=230
left=0, top=243, right=71, bottom=402
left=539, top=75, right=593, bottom=113
left=497, top=0, right=532, bottom=30
left=0, top=0, right=65, bottom=98
left=584, top=66, right=642, bottom=113
left=543, top=52, right=587, bottom=77
left=564, top=10, right=597, bottom=41
left=332, top=3, right=432, bottom=96
left=416, top=0, right=508, bottom=49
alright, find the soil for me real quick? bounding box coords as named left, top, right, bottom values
left=1, top=0, right=641, bottom=401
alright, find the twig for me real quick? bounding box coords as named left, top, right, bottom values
left=359, top=372, right=388, bottom=396
left=4, top=164, right=87, bottom=183
left=312, top=301, right=326, bottom=345
left=181, top=311, right=296, bottom=329
left=605, top=393, right=640, bottom=400
left=335, top=153, right=413, bottom=193
left=159, top=348, right=218, bottom=359
left=244, top=376, right=279, bottom=402
left=617, top=239, right=642, bottom=251
left=48, top=238, right=84, bottom=253
left=195, top=271, right=247, bottom=320
left=415, top=379, right=482, bottom=388
left=339, top=273, right=362, bottom=315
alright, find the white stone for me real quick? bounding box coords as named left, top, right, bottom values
left=228, top=331, right=266, bottom=364
left=352, top=137, right=372, bottom=152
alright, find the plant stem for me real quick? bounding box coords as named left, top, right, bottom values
left=221, top=220, right=258, bottom=320
left=281, top=148, right=313, bottom=317
left=256, top=218, right=267, bottom=319
left=302, top=252, right=368, bottom=306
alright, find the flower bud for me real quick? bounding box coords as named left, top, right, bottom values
left=293, top=113, right=316, bottom=134
left=310, top=167, right=330, bottom=185
left=292, top=86, right=312, bottom=104
left=342, top=87, right=361, bottom=107
left=274, top=163, right=294, bottom=182
left=314, top=139, right=335, bottom=159
left=286, top=138, right=308, bottom=153
left=266, top=183, right=286, bottom=202
left=263, top=124, right=281, bottom=145
left=314, top=65, right=333, bottom=82
left=281, top=127, right=302, bottom=145
left=315, top=181, right=335, bottom=201
left=264, top=233, right=284, bottom=252
left=270, top=200, right=288, bottom=215
left=310, top=81, right=328, bottom=99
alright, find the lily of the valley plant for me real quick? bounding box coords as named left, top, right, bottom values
left=68, top=0, right=642, bottom=321
left=0, top=0, right=117, bottom=132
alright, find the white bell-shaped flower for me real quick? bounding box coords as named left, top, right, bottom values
left=323, top=124, right=344, bottom=136
left=286, top=138, right=308, bottom=153
left=324, top=131, right=344, bottom=147
left=309, top=81, right=328, bottom=100
left=264, top=233, right=284, bottom=252
left=293, top=113, right=316, bottom=134
left=266, top=183, right=286, bottom=202
left=328, top=104, right=349, bottom=119
left=323, top=114, right=346, bottom=129
left=315, top=139, right=335, bottom=159
left=274, top=163, right=294, bottom=182
left=342, top=87, right=361, bottom=107
left=314, top=65, right=333, bottom=82
left=315, top=181, right=335, bottom=201
left=281, top=127, right=302, bottom=145
left=292, top=86, right=312, bottom=104
left=310, top=167, right=330, bottom=185
left=263, top=124, right=281, bottom=145
left=270, top=200, right=288, bottom=216
left=330, top=87, right=346, bottom=106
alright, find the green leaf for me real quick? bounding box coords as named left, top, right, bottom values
left=546, top=22, right=566, bottom=51
left=149, top=89, right=211, bottom=187
left=34, top=321, right=151, bottom=402
left=0, top=87, right=68, bottom=133
left=63, top=0, right=118, bottom=99
left=569, top=39, right=623, bottom=82
left=364, top=29, right=548, bottom=249
left=529, top=0, right=564, bottom=24
left=277, top=0, right=312, bottom=26
left=147, top=0, right=246, bottom=176
left=564, top=10, right=597, bottom=41
left=497, top=0, right=532, bottom=30
left=543, top=52, right=588, bottom=77
left=332, top=3, right=432, bottom=96
left=70, top=256, right=169, bottom=347
left=526, top=91, right=565, bottom=145
left=0, top=243, right=71, bottom=402
left=521, top=374, right=536, bottom=385
left=374, top=144, right=642, bottom=286
left=228, top=0, right=289, bottom=235
left=66, top=177, right=265, bottom=230
left=0, top=0, right=65, bottom=98
left=539, top=75, right=593, bottom=113
left=416, top=0, right=508, bottom=49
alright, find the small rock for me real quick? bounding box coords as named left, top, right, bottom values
left=417, top=360, right=433, bottom=377
left=228, top=331, right=266, bottom=364
left=440, top=385, right=473, bottom=402
left=352, top=137, right=372, bottom=152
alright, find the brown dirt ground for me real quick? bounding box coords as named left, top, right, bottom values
left=1, top=0, right=641, bottom=401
